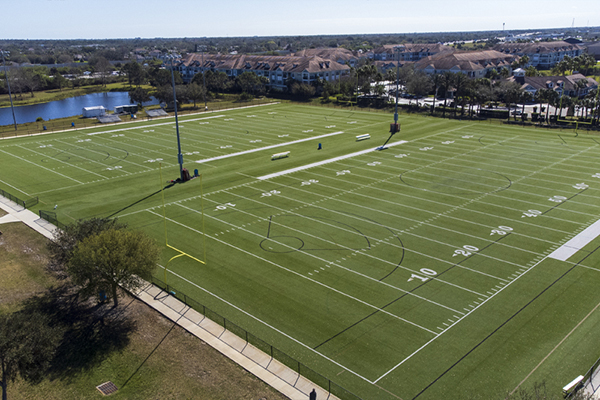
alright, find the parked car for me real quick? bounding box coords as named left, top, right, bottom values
left=511, top=109, right=523, bottom=116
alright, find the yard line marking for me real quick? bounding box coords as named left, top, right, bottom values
left=195, top=131, right=346, bottom=163
left=202, top=190, right=479, bottom=306
left=53, top=139, right=146, bottom=172
left=16, top=145, right=108, bottom=179
left=0, top=178, right=31, bottom=197
left=157, top=265, right=375, bottom=384
left=509, top=297, right=600, bottom=396
left=242, top=182, right=511, bottom=285
left=151, top=209, right=440, bottom=336
left=374, top=255, right=550, bottom=384
left=85, top=114, right=227, bottom=136
left=178, top=200, right=463, bottom=315
left=0, top=148, right=83, bottom=184
left=257, top=141, right=408, bottom=180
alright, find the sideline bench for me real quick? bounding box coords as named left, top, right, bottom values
left=271, top=151, right=290, bottom=160
left=562, top=375, right=584, bottom=395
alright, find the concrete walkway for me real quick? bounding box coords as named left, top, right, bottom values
left=0, top=194, right=335, bottom=400
left=582, top=363, right=600, bottom=399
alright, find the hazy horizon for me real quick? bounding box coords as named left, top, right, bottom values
left=3, top=0, right=599, bottom=41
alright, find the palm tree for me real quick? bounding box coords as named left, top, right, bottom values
left=453, top=73, right=469, bottom=117
left=431, top=73, right=444, bottom=114
left=441, top=71, right=455, bottom=118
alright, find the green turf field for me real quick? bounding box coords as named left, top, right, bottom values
left=2, top=103, right=600, bottom=399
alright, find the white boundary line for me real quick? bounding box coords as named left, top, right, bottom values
left=257, top=140, right=409, bottom=180
left=373, top=255, right=549, bottom=383
left=194, top=131, right=346, bottom=164
left=86, top=114, right=226, bottom=136
left=548, top=218, right=600, bottom=261
left=148, top=209, right=376, bottom=384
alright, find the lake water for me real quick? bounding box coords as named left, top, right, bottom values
left=0, top=91, right=158, bottom=126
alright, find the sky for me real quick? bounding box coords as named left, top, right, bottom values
left=3, top=0, right=599, bottom=40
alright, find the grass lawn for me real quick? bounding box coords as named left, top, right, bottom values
left=0, top=221, right=287, bottom=400
left=1, top=103, right=600, bottom=399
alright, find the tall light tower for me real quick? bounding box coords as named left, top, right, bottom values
left=1, top=49, right=17, bottom=131
left=392, top=45, right=405, bottom=134
left=166, top=55, right=184, bottom=181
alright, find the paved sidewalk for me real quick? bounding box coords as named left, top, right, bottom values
left=582, top=365, right=600, bottom=399
left=0, top=195, right=334, bottom=400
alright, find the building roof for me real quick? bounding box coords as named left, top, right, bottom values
left=374, top=43, right=451, bottom=54
left=493, top=40, right=585, bottom=54
left=507, top=73, right=597, bottom=93
left=293, top=48, right=356, bottom=62
left=414, top=50, right=516, bottom=72
left=180, top=53, right=351, bottom=74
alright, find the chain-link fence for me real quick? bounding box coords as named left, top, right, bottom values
left=0, top=188, right=38, bottom=208
left=150, top=275, right=362, bottom=400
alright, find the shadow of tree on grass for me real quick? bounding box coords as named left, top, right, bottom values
left=19, top=284, right=136, bottom=382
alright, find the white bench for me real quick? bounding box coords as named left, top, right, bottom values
left=562, top=375, right=584, bottom=395
left=271, top=151, right=290, bottom=160
left=356, top=134, right=370, bottom=141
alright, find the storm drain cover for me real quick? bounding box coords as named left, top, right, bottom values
left=96, top=381, right=118, bottom=396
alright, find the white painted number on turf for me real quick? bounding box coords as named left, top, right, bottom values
left=336, top=170, right=351, bottom=176
left=261, top=190, right=281, bottom=197
left=549, top=195, right=567, bottom=203
left=441, top=141, right=455, bottom=145
left=522, top=209, right=542, bottom=218
left=215, top=202, right=236, bottom=211
left=490, top=226, right=513, bottom=236
left=395, top=153, right=409, bottom=158
left=453, top=245, right=479, bottom=257
left=301, top=179, right=319, bottom=186
left=573, top=183, right=589, bottom=190
left=367, top=161, right=381, bottom=166
left=462, top=135, right=473, bottom=139
left=106, top=166, right=122, bottom=171
left=593, top=173, right=600, bottom=179
left=408, top=268, right=438, bottom=282
left=420, top=147, right=433, bottom=151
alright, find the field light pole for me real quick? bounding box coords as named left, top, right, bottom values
left=393, top=45, right=404, bottom=129
left=1, top=49, right=17, bottom=131
left=167, top=56, right=184, bottom=181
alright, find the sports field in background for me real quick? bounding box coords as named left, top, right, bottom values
left=2, top=103, right=600, bottom=399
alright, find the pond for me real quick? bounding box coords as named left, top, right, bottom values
left=0, top=91, right=158, bottom=126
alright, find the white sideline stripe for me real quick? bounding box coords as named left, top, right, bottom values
left=374, top=255, right=549, bottom=384
left=149, top=210, right=374, bottom=384
left=257, top=140, right=409, bottom=180
left=195, top=131, right=345, bottom=163
left=548, top=218, right=600, bottom=261
left=86, top=114, right=226, bottom=135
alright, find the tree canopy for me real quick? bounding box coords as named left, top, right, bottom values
left=0, top=311, right=60, bottom=400
left=67, top=228, right=160, bottom=307
left=47, top=217, right=127, bottom=278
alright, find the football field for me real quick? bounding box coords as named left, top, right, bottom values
left=2, top=103, right=600, bottom=399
